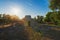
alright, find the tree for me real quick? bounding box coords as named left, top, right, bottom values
left=45, top=12, right=59, bottom=25
left=37, top=15, right=44, bottom=23
left=49, top=0, right=60, bottom=11
left=48, top=0, right=60, bottom=25
left=44, top=12, right=52, bottom=22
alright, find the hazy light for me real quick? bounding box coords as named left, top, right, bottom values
left=6, top=6, right=23, bottom=19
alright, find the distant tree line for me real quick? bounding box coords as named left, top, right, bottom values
left=0, top=14, right=19, bottom=25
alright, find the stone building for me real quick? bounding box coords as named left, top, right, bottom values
left=25, top=15, right=31, bottom=21
left=23, top=15, right=31, bottom=26
left=23, top=15, right=38, bottom=28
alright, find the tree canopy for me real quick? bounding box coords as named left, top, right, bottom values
left=49, top=0, right=60, bottom=11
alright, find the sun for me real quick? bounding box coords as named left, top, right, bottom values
left=5, top=6, right=23, bottom=19
left=6, top=6, right=23, bottom=19
left=10, top=7, right=22, bottom=15
left=11, top=7, right=20, bottom=15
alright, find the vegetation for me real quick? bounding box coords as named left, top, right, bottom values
left=33, top=15, right=44, bottom=24
left=49, top=0, right=60, bottom=11
left=0, top=14, right=19, bottom=25
left=0, top=22, right=41, bottom=40
left=44, top=0, right=60, bottom=25
left=0, top=0, right=60, bottom=40
left=0, top=14, right=41, bottom=40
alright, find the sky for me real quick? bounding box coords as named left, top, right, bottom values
left=0, top=0, right=50, bottom=18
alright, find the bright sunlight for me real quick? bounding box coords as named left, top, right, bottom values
left=7, top=6, right=23, bottom=18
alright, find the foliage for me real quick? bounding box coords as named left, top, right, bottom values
left=45, top=11, right=60, bottom=25
left=0, top=23, right=41, bottom=40
left=45, top=0, right=60, bottom=25
left=44, top=12, right=52, bottom=22
left=0, top=14, right=19, bottom=25
left=49, top=0, right=60, bottom=11
left=0, top=14, right=11, bottom=25
left=33, top=15, right=44, bottom=24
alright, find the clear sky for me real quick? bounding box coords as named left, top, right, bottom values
left=0, top=0, right=50, bottom=18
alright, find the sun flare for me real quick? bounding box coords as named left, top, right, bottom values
left=11, top=7, right=20, bottom=15
left=7, top=6, right=23, bottom=18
